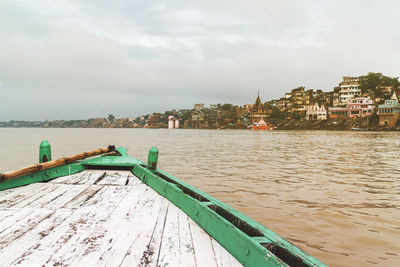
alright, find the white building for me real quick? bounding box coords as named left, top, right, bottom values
left=306, top=103, right=327, bottom=120
left=338, top=76, right=361, bottom=105
left=168, top=116, right=175, bottom=129
left=168, top=115, right=180, bottom=129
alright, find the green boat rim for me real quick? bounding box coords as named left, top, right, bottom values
left=0, top=146, right=327, bottom=267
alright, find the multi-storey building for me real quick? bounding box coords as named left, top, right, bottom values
left=304, top=89, right=314, bottom=106
left=347, top=97, right=375, bottom=118
left=290, top=87, right=305, bottom=109
left=313, top=89, right=334, bottom=107
left=288, top=87, right=311, bottom=118
left=269, top=98, right=287, bottom=113
left=338, top=76, right=361, bottom=105
left=328, top=97, right=374, bottom=118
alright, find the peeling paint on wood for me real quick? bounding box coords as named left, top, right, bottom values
left=0, top=171, right=242, bottom=267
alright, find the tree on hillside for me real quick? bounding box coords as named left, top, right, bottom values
left=108, top=114, right=115, bottom=122
left=359, top=72, right=400, bottom=95
left=270, top=109, right=287, bottom=124
left=220, top=103, right=234, bottom=111
left=180, top=110, right=192, bottom=121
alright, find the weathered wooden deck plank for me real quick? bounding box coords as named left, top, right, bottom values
left=0, top=209, right=54, bottom=251
left=49, top=171, right=90, bottom=184
left=65, top=185, right=150, bottom=266
left=0, top=209, right=17, bottom=223
left=126, top=172, right=142, bottom=186
left=119, top=197, right=169, bottom=266
left=96, top=171, right=129, bottom=185
left=61, top=184, right=104, bottom=208
left=12, top=184, right=61, bottom=209
left=68, top=186, right=168, bottom=267
left=211, top=239, right=243, bottom=267
left=43, top=184, right=91, bottom=209
left=48, top=170, right=105, bottom=185
left=0, top=183, right=48, bottom=208
left=10, top=186, right=129, bottom=266
left=1, top=209, right=72, bottom=267
left=158, top=202, right=197, bottom=267
left=0, top=183, right=41, bottom=202
left=38, top=186, right=130, bottom=266
left=0, top=208, right=37, bottom=235
left=188, top=216, right=220, bottom=266
left=0, top=170, right=243, bottom=267
left=21, top=184, right=72, bottom=209
left=76, top=170, right=106, bottom=184
left=0, top=186, right=25, bottom=199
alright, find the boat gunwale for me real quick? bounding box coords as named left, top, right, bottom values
left=0, top=148, right=326, bottom=267
left=133, top=164, right=326, bottom=267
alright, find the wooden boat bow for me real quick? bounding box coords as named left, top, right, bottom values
left=0, top=144, right=326, bottom=267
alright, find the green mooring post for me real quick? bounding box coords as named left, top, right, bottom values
left=147, top=147, right=159, bottom=171
left=39, top=140, right=51, bottom=163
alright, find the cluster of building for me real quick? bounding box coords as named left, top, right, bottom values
left=182, top=103, right=246, bottom=129
left=2, top=74, right=400, bottom=130
left=248, top=76, right=400, bottom=128
left=0, top=117, right=139, bottom=128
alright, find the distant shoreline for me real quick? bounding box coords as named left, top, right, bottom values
left=0, top=126, right=398, bottom=131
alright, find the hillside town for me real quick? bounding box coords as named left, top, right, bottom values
left=2, top=72, right=400, bottom=130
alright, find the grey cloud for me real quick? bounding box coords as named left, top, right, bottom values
left=0, top=0, right=399, bottom=120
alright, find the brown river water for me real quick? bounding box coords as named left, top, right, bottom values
left=0, top=128, right=399, bottom=266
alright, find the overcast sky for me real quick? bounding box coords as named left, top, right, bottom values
left=0, top=0, right=399, bottom=120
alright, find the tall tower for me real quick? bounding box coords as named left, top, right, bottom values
left=254, top=91, right=263, bottom=113
left=249, top=91, right=267, bottom=124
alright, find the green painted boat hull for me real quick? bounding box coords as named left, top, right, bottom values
left=0, top=147, right=326, bottom=267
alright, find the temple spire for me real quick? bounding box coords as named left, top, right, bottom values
left=254, top=91, right=262, bottom=109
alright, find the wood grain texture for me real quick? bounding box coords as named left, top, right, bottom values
left=0, top=170, right=242, bottom=267
left=158, top=202, right=197, bottom=267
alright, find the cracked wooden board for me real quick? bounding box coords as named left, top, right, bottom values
left=0, top=170, right=242, bottom=267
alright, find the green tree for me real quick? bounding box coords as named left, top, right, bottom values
left=270, top=109, right=287, bottom=124
left=359, top=72, right=400, bottom=95
left=292, top=111, right=302, bottom=121
left=108, top=114, right=115, bottom=122
left=220, top=103, right=234, bottom=111
left=180, top=110, right=192, bottom=121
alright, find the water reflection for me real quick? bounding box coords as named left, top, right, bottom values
left=0, top=128, right=399, bottom=266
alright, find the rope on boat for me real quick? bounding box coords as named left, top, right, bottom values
left=0, top=145, right=116, bottom=183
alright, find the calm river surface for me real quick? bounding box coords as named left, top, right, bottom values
left=0, top=128, right=399, bottom=266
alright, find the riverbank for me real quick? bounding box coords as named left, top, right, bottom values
left=2, top=117, right=400, bottom=131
